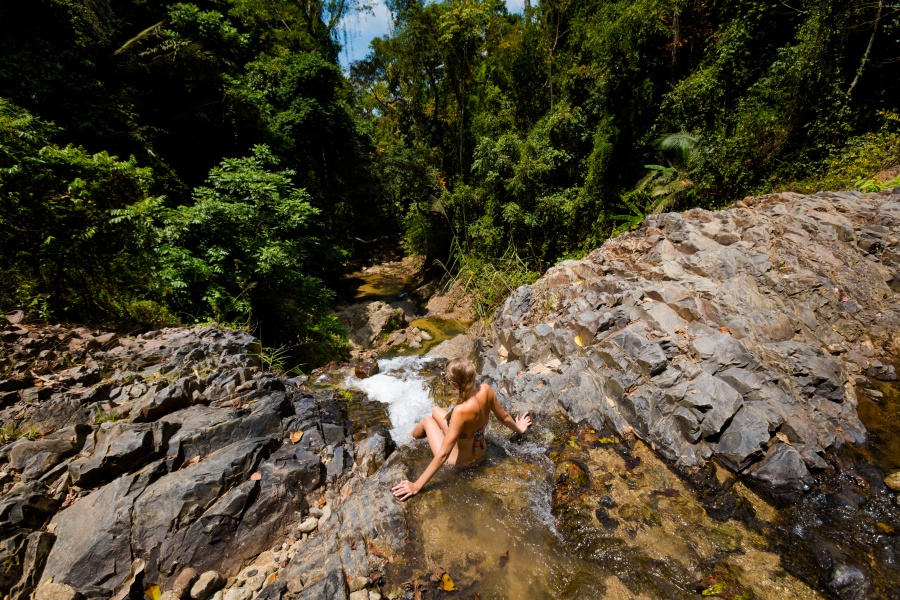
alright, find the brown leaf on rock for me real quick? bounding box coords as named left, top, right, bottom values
left=430, top=568, right=445, bottom=583
left=290, top=430, right=304, bottom=444
left=250, top=472, right=262, bottom=481
left=182, top=455, right=201, bottom=469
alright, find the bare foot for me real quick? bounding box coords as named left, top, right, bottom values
left=411, top=420, right=426, bottom=439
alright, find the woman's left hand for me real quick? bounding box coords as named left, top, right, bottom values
left=392, top=480, right=420, bottom=501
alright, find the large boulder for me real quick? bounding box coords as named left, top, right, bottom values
left=481, top=191, right=900, bottom=491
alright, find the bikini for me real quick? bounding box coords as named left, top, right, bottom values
left=445, top=406, right=487, bottom=470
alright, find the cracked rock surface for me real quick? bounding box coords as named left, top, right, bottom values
left=481, top=190, right=900, bottom=491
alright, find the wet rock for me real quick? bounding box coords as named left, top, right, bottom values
left=354, top=362, right=379, bottom=379
left=355, top=433, right=389, bottom=477
left=747, top=443, right=812, bottom=491
left=885, top=472, right=900, bottom=492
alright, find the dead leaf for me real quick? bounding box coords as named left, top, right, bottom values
left=717, top=326, right=731, bottom=334
left=250, top=472, right=262, bottom=481
left=144, top=584, right=161, bottom=600
left=341, top=485, right=352, bottom=502
left=574, top=335, right=584, bottom=347
left=430, top=568, right=445, bottom=583
left=369, top=571, right=382, bottom=584
left=182, top=455, right=201, bottom=469
left=317, top=497, right=327, bottom=507
left=290, top=430, right=304, bottom=444
left=267, top=573, right=277, bottom=585
left=439, top=573, right=457, bottom=591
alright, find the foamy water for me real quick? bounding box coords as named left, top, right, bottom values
left=345, top=355, right=439, bottom=445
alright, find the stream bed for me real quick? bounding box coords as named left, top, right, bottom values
left=336, top=260, right=900, bottom=598
left=345, top=356, right=825, bottom=599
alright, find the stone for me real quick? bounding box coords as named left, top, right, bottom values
left=172, top=568, right=200, bottom=599
left=885, top=472, right=900, bottom=492
left=747, top=443, right=812, bottom=491
left=34, top=583, right=82, bottom=600
left=191, top=571, right=225, bottom=600
left=297, top=517, right=319, bottom=534
left=349, top=591, right=368, bottom=600
left=354, top=362, right=379, bottom=378
left=355, top=433, right=389, bottom=477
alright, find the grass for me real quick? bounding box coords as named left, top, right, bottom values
left=438, top=239, right=540, bottom=321
left=0, top=424, right=41, bottom=444
left=95, top=409, right=124, bottom=424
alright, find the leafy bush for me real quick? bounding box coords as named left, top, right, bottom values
left=0, top=99, right=168, bottom=324
left=161, top=145, right=347, bottom=366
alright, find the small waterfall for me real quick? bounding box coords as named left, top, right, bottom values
left=345, top=355, right=440, bottom=445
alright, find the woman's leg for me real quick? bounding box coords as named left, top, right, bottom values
left=432, top=406, right=450, bottom=433
left=418, top=413, right=460, bottom=464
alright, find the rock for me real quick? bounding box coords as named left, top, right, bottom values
left=34, top=583, right=82, bottom=600
left=297, top=517, right=318, bottom=534
left=355, top=433, right=389, bottom=477
left=885, top=472, right=900, bottom=492
left=354, top=362, right=379, bottom=379
left=172, top=568, right=200, bottom=599
left=190, top=571, right=225, bottom=600
left=71, top=422, right=174, bottom=487
left=747, top=443, right=812, bottom=492
left=326, top=447, right=345, bottom=483
left=349, top=591, right=368, bottom=600
left=348, top=576, right=369, bottom=592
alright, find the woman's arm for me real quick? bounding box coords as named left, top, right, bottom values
left=391, top=411, right=465, bottom=501
left=488, top=385, right=532, bottom=434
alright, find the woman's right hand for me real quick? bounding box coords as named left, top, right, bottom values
left=515, top=412, right=532, bottom=434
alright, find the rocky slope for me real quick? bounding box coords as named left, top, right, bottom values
left=480, top=190, right=900, bottom=493
left=0, top=322, right=401, bottom=600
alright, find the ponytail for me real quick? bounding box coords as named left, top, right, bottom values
left=444, top=357, right=477, bottom=423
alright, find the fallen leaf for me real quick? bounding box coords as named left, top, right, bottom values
left=876, top=522, right=895, bottom=534
left=144, top=584, right=161, bottom=600
left=574, top=335, right=584, bottom=347
left=43, top=577, right=53, bottom=585
left=702, top=582, right=727, bottom=596
left=290, top=430, right=304, bottom=444
left=182, top=455, right=201, bottom=468
left=341, top=485, right=352, bottom=502
left=250, top=472, right=262, bottom=481
left=318, top=497, right=327, bottom=507
left=439, top=573, right=457, bottom=591
left=430, top=568, right=445, bottom=583
left=267, top=573, right=277, bottom=584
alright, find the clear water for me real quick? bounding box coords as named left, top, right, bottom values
left=343, top=355, right=823, bottom=599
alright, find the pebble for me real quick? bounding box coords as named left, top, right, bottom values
left=297, top=516, right=318, bottom=534
left=348, top=576, right=369, bottom=592
left=34, top=583, right=80, bottom=600
left=885, top=471, right=900, bottom=492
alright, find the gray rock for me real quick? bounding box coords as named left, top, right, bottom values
left=72, top=422, right=174, bottom=487
left=747, top=443, right=812, bottom=491
left=355, top=433, right=389, bottom=477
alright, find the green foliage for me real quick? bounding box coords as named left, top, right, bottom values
left=0, top=99, right=169, bottom=324
left=778, top=112, right=900, bottom=193
left=162, top=145, right=348, bottom=365
left=440, top=239, right=540, bottom=320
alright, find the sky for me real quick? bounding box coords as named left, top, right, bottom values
left=338, top=0, right=526, bottom=68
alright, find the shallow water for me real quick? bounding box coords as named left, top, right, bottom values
left=346, top=356, right=824, bottom=599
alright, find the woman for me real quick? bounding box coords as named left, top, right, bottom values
left=391, top=357, right=532, bottom=500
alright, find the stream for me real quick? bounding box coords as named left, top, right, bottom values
left=334, top=262, right=900, bottom=599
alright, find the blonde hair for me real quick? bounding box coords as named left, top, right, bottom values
left=445, top=357, right=477, bottom=423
